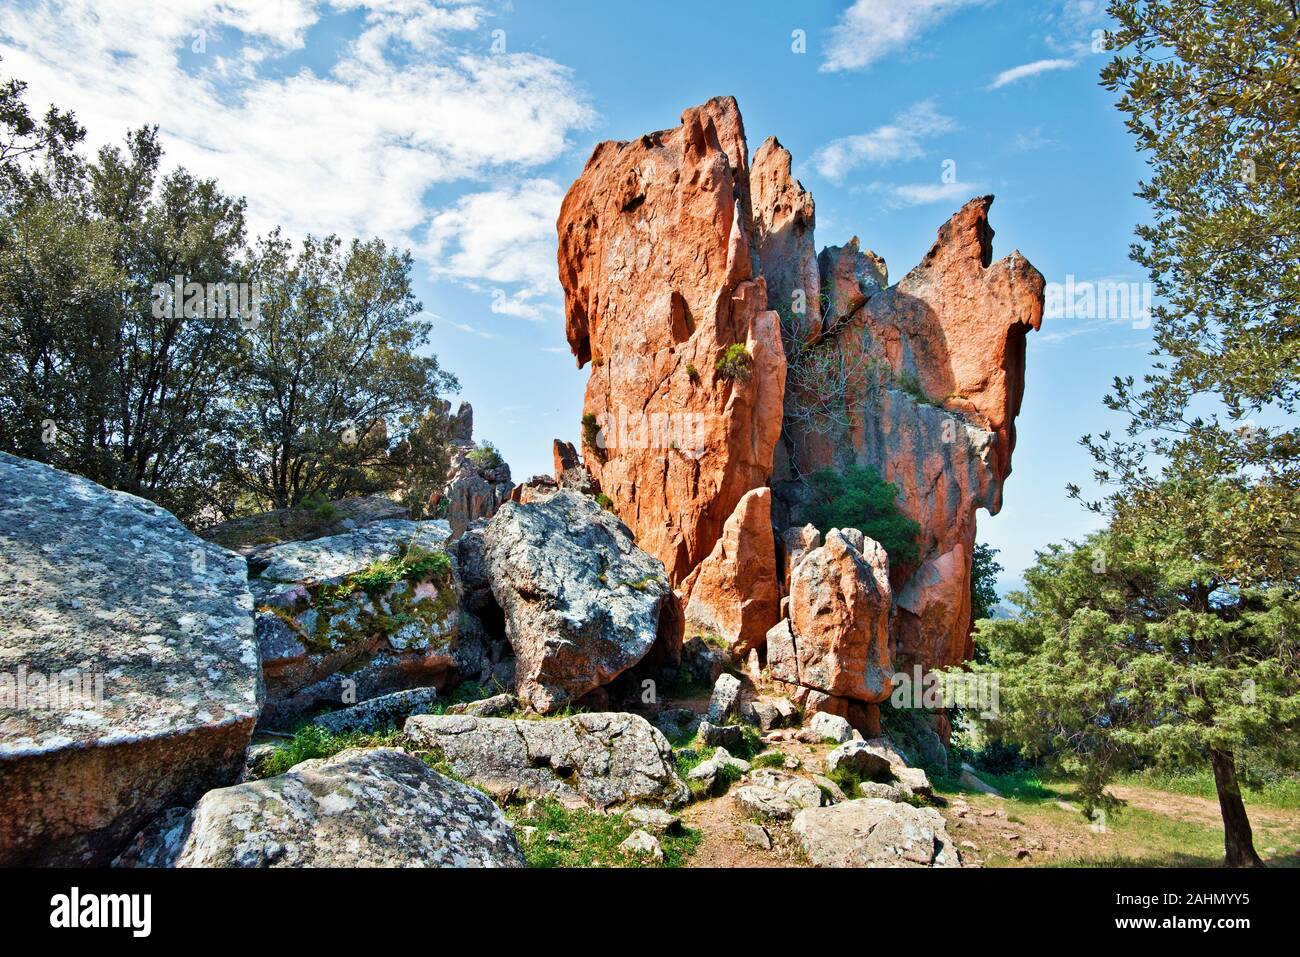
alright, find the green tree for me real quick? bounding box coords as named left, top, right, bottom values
left=0, top=71, right=249, bottom=522
left=969, top=507, right=1300, bottom=867
left=970, top=542, right=1004, bottom=627
left=216, top=230, right=458, bottom=513
left=1078, top=1, right=1300, bottom=583
left=805, top=464, right=920, bottom=564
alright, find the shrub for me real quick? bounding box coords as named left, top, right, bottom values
left=466, top=442, right=504, bottom=470
left=298, top=489, right=339, bottom=523
left=806, top=464, right=920, bottom=564
left=349, top=542, right=452, bottom=593
left=581, top=412, right=606, bottom=463
left=714, top=344, right=752, bottom=382
left=685, top=362, right=700, bottom=383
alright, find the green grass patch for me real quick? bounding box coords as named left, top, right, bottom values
left=1116, top=768, right=1300, bottom=810
left=506, top=799, right=700, bottom=868
left=253, top=725, right=406, bottom=779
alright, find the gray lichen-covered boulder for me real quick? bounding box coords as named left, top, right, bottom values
left=311, top=687, right=440, bottom=735
left=248, top=519, right=486, bottom=728
left=484, top=490, right=673, bottom=713
left=121, top=748, right=524, bottom=867
left=0, top=452, right=261, bottom=866
left=792, top=798, right=960, bottom=867
left=405, top=711, right=690, bottom=809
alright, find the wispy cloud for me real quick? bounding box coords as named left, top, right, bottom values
left=0, top=1, right=594, bottom=250
left=988, top=57, right=1075, bottom=89
left=423, top=179, right=565, bottom=321
left=809, top=100, right=954, bottom=183
left=887, top=180, right=984, bottom=206
left=821, top=0, right=986, bottom=73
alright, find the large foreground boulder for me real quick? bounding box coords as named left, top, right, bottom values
left=0, top=452, right=261, bottom=866
left=248, top=519, right=486, bottom=729
left=405, top=712, right=690, bottom=809
left=122, top=748, right=524, bottom=867
left=484, top=490, right=673, bottom=712
left=792, top=798, right=960, bottom=868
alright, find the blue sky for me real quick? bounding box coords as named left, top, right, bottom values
left=0, top=0, right=1158, bottom=593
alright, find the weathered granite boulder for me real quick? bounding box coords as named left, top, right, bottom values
left=825, top=739, right=894, bottom=781
left=204, top=493, right=410, bottom=559
left=484, top=491, right=674, bottom=713
left=681, top=487, right=780, bottom=656
left=809, top=711, right=856, bottom=744
left=771, top=529, right=893, bottom=703
left=707, top=672, right=743, bottom=723
left=0, top=452, right=261, bottom=866
left=792, top=798, right=960, bottom=867
left=404, top=712, right=690, bottom=809
left=311, top=687, right=440, bottom=735
left=247, top=519, right=481, bottom=729
left=122, top=748, right=524, bottom=867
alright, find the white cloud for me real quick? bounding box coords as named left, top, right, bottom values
left=442, top=319, right=503, bottom=340
left=887, top=180, right=984, bottom=206
left=988, top=58, right=1076, bottom=89
left=1045, top=0, right=1110, bottom=58
left=0, top=0, right=594, bottom=249
left=821, top=0, right=986, bottom=73
left=809, top=101, right=954, bottom=183
left=423, top=179, right=565, bottom=320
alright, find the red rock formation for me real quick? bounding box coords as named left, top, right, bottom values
left=751, top=138, right=820, bottom=343
left=765, top=194, right=1044, bottom=672
left=558, top=96, right=786, bottom=586
left=769, top=530, right=893, bottom=702
left=680, top=486, right=780, bottom=655
left=559, top=96, right=1044, bottom=686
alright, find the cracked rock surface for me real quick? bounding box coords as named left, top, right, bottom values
left=405, top=711, right=690, bottom=809
left=123, top=748, right=524, bottom=868
left=0, top=452, right=261, bottom=866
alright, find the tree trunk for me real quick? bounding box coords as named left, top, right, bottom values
left=1210, top=748, right=1264, bottom=867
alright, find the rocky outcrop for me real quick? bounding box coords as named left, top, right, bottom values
left=204, top=493, right=410, bottom=558
left=424, top=401, right=512, bottom=537
left=558, top=95, right=787, bottom=586
left=248, top=519, right=485, bottom=729
left=484, top=490, right=674, bottom=713
left=404, top=712, right=690, bottom=809
left=792, top=798, right=960, bottom=868
left=559, top=97, right=1043, bottom=687
left=122, top=748, right=524, bottom=867
left=681, top=487, right=780, bottom=656
left=752, top=137, right=820, bottom=343
left=552, top=439, right=597, bottom=493
left=769, top=530, right=893, bottom=704
left=770, top=195, right=1044, bottom=672
left=0, top=452, right=261, bottom=866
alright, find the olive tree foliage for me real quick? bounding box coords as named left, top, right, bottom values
left=213, top=231, right=458, bottom=516
left=0, top=63, right=460, bottom=524
left=1076, top=0, right=1300, bottom=584
left=0, top=67, right=248, bottom=522
left=967, top=507, right=1299, bottom=866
